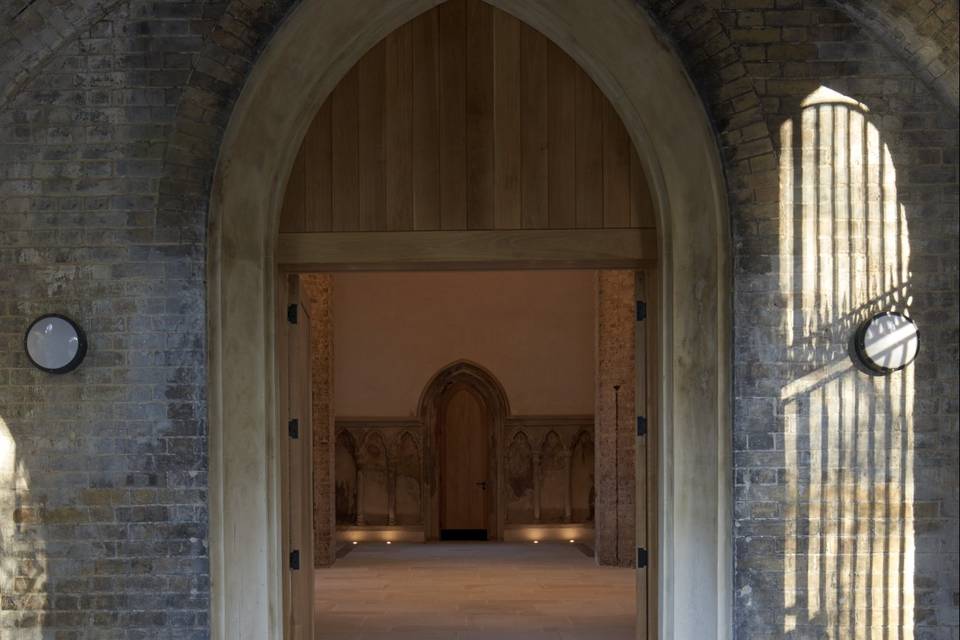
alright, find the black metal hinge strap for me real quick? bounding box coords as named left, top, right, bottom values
left=636, top=301, right=646, bottom=322
left=636, top=416, right=647, bottom=437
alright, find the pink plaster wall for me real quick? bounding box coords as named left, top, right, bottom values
left=333, top=271, right=595, bottom=416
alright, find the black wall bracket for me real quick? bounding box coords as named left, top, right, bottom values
left=637, top=547, right=648, bottom=568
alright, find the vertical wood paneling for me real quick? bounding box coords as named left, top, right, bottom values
left=547, top=43, right=576, bottom=229
left=465, top=0, right=494, bottom=229
left=279, top=0, right=657, bottom=235
left=331, top=66, right=360, bottom=231
left=630, top=146, right=656, bottom=228
left=358, top=41, right=386, bottom=231
left=521, top=26, right=548, bottom=229
left=602, top=100, right=631, bottom=228
left=438, top=0, right=467, bottom=230
left=412, top=10, right=440, bottom=230
left=575, top=68, right=603, bottom=228
left=304, top=100, right=332, bottom=232
left=385, top=24, right=414, bottom=231
left=493, top=10, right=521, bottom=230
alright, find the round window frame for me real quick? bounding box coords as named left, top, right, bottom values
left=23, top=313, right=88, bottom=374
left=854, top=311, right=919, bottom=375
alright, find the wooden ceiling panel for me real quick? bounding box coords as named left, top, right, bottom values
left=279, top=0, right=656, bottom=234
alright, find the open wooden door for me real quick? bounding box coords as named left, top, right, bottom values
left=635, top=270, right=657, bottom=639
left=278, top=274, right=315, bottom=640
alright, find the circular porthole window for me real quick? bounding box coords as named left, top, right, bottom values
left=24, top=314, right=87, bottom=374
left=854, top=312, right=919, bottom=375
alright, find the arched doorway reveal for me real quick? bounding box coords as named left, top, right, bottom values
left=206, top=1, right=732, bottom=638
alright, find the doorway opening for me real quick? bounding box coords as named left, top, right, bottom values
left=280, top=268, right=651, bottom=638
left=439, top=383, right=491, bottom=541
left=429, top=363, right=504, bottom=542
left=206, top=0, right=733, bottom=637
left=271, top=2, right=661, bottom=635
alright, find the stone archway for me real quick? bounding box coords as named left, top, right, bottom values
left=206, top=1, right=732, bottom=639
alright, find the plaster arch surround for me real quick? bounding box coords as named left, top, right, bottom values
left=206, top=1, right=731, bottom=639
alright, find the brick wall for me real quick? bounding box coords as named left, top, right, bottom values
left=301, top=274, right=335, bottom=568
left=646, top=1, right=959, bottom=636
left=0, top=0, right=956, bottom=637
left=837, top=0, right=959, bottom=108
left=0, top=2, right=212, bottom=636
left=595, top=270, right=637, bottom=568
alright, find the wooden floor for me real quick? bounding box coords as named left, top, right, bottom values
left=314, top=542, right=635, bottom=639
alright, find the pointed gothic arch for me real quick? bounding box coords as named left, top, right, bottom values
left=206, top=0, right=732, bottom=637
left=417, top=360, right=510, bottom=540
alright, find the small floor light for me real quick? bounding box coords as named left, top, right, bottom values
left=385, top=541, right=392, bottom=545
left=24, top=314, right=86, bottom=374
left=352, top=541, right=358, bottom=545
left=533, top=540, right=539, bottom=544
left=569, top=539, right=576, bottom=543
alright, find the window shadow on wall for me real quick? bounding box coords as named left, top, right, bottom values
left=738, top=82, right=957, bottom=638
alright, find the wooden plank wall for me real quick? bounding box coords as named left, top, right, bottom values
left=279, top=0, right=655, bottom=234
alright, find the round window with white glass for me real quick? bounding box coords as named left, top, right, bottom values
left=854, top=312, right=919, bottom=375
left=24, top=314, right=87, bottom=374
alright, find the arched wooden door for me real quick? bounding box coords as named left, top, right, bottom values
left=439, top=384, right=491, bottom=540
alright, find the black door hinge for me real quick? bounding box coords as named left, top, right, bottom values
left=637, top=547, right=648, bottom=568
left=289, top=549, right=300, bottom=570
left=636, top=416, right=647, bottom=437
left=636, top=301, right=647, bottom=322
left=288, top=418, right=299, bottom=439
left=287, top=303, right=298, bottom=324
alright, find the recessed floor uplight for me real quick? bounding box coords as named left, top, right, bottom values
left=386, top=541, right=392, bottom=545
left=569, top=539, right=576, bottom=543
left=352, top=541, right=358, bottom=545
left=533, top=540, right=539, bottom=544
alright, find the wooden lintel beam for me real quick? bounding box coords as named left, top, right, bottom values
left=276, top=228, right=657, bottom=271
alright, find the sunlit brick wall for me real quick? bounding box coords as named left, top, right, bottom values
left=0, top=0, right=956, bottom=637
left=647, top=1, right=958, bottom=636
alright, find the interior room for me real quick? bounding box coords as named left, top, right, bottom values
left=270, top=4, right=660, bottom=634
left=293, top=269, right=642, bottom=638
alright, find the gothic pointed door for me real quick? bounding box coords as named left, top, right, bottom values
left=440, top=384, right=490, bottom=539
